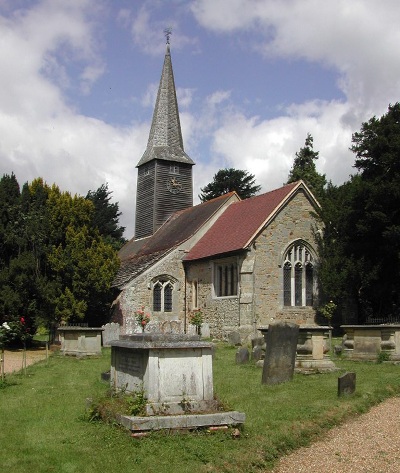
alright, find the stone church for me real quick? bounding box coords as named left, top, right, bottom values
left=112, top=42, right=322, bottom=341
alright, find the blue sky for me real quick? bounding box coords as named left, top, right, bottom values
left=0, top=0, right=399, bottom=237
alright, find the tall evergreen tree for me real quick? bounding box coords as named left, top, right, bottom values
left=86, top=183, right=126, bottom=249
left=287, top=133, right=326, bottom=201
left=199, top=168, right=261, bottom=202
left=0, top=174, right=122, bottom=337
left=317, top=104, right=400, bottom=324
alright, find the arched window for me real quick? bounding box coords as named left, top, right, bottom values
left=282, top=242, right=315, bottom=307
left=153, top=279, right=174, bottom=312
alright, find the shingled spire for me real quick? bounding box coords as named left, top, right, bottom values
left=135, top=38, right=194, bottom=239
left=136, top=43, right=194, bottom=167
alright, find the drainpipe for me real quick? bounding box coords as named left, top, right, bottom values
left=183, top=263, right=187, bottom=333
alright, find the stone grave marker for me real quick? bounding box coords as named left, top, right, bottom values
left=235, top=347, right=249, bottom=364
left=261, top=322, right=299, bottom=385
left=228, top=331, right=241, bottom=346
left=338, top=371, right=356, bottom=396
left=252, top=345, right=263, bottom=362
left=102, top=322, right=120, bottom=347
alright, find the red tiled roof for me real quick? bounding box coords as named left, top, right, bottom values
left=184, top=181, right=304, bottom=261
left=113, top=192, right=237, bottom=288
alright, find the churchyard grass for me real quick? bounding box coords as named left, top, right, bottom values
left=1, top=345, right=400, bottom=472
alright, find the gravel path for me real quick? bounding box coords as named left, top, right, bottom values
left=1, top=348, right=48, bottom=374
left=271, top=396, right=400, bottom=473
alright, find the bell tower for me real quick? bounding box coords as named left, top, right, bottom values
left=135, top=34, right=195, bottom=239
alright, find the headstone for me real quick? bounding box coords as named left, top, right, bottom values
left=338, top=371, right=356, bottom=396
left=261, top=322, right=299, bottom=385
left=251, top=337, right=265, bottom=349
left=102, top=322, right=121, bottom=346
left=201, top=323, right=211, bottom=339
left=228, top=331, right=241, bottom=346
left=235, top=347, right=249, bottom=364
left=252, top=345, right=263, bottom=362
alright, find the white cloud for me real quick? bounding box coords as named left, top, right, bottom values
left=190, top=0, right=400, bottom=190
left=0, top=0, right=146, bottom=237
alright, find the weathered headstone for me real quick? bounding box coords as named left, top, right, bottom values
left=102, top=322, right=121, bottom=346
left=338, top=371, right=356, bottom=396
left=251, top=337, right=265, bottom=349
left=261, top=322, right=299, bottom=385
left=235, top=347, right=249, bottom=364
left=252, top=345, right=264, bottom=362
left=201, top=323, right=211, bottom=339
left=228, top=331, right=241, bottom=346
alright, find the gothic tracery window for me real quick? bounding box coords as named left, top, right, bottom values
left=283, top=242, right=315, bottom=307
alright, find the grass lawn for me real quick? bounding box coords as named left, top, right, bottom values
left=1, top=344, right=400, bottom=472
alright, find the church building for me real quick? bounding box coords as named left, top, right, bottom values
left=112, top=41, right=322, bottom=341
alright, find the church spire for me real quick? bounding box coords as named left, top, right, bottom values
left=136, top=34, right=194, bottom=167
left=134, top=33, right=194, bottom=239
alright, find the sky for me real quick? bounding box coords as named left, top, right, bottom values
left=0, top=0, right=399, bottom=238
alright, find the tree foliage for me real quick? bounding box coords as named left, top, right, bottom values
left=86, top=183, right=126, bottom=250
left=0, top=175, right=121, bottom=337
left=317, top=104, right=400, bottom=323
left=287, top=133, right=326, bottom=201
left=199, top=168, right=261, bottom=202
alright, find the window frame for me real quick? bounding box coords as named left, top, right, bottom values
left=152, top=278, right=174, bottom=312
left=282, top=241, right=315, bottom=307
left=213, top=258, right=239, bottom=299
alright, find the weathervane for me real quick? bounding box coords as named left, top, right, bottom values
left=164, top=27, right=172, bottom=44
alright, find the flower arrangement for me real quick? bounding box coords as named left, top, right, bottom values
left=189, top=309, right=203, bottom=335
left=134, top=307, right=150, bottom=332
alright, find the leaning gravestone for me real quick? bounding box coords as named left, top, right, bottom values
left=262, top=322, right=299, bottom=385
left=338, top=371, right=356, bottom=396
left=235, top=347, right=250, bottom=364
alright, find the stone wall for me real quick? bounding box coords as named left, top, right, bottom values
left=252, top=190, right=320, bottom=327
left=116, top=188, right=320, bottom=340
left=185, top=188, right=320, bottom=340
left=115, top=248, right=188, bottom=335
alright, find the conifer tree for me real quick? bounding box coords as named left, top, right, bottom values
left=287, top=133, right=326, bottom=201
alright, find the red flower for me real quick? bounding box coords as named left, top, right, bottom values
left=20, top=317, right=25, bottom=324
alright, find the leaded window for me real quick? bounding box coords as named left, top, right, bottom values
left=153, top=279, right=173, bottom=312
left=283, top=242, right=315, bottom=307
left=214, top=260, right=238, bottom=297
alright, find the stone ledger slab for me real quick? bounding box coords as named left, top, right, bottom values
left=119, top=411, right=246, bottom=432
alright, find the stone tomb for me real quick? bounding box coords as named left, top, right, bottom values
left=341, top=325, right=400, bottom=361
left=110, top=333, right=245, bottom=431
left=58, top=327, right=103, bottom=356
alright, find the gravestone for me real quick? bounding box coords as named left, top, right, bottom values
left=252, top=345, right=264, bottom=362
left=251, top=337, right=265, bottom=349
left=338, top=371, right=356, bottom=396
left=235, top=347, right=249, bottom=364
left=261, top=322, right=299, bottom=385
left=201, top=323, right=211, bottom=339
left=228, top=331, right=241, bottom=346
left=102, top=322, right=120, bottom=346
